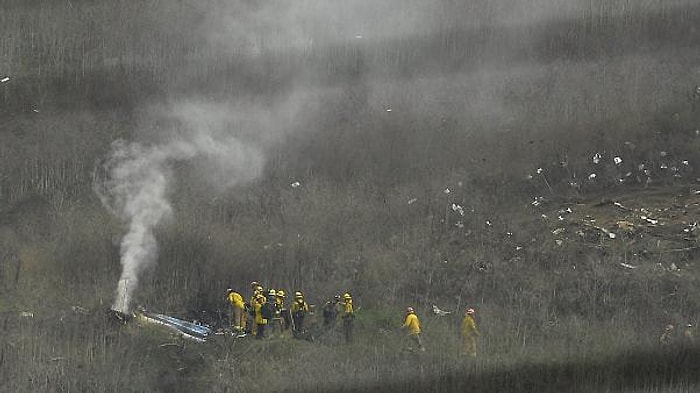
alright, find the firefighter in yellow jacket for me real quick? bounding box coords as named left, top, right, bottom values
left=291, top=291, right=309, bottom=333
left=253, top=294, right=268, bottom=339
left=402, top=307, right=425, bottom=352
left=341, top=293, right=355, bottom=343
left=461, top=308, right=480, bottom=357
left=246, top=282, right=264, bottom=334
left=226, top=288, right=246, bottom=333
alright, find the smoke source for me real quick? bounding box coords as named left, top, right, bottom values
left=96, top=101, right=271, bottom=313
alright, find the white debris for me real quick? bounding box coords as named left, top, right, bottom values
left=638, top=163, right=645, bottom=170
left=555, top=239, right=563, bottom=246
left=613, top=202, right=631, bottom=211
left=0, top=77, right=9, bottom=83
left=558, top=207, right=573, bottom=214
left=640, top=216, right=658, bottom=225
left=552, top=228, right=565, bottom=235
left=613, top=156, right=623, bottom=165
left=670, top=263, right=679, bottom=271
left=506, top=232, right=513, bottom=236
left=455, top=221, right=464, bottom=228
left=515, top=246, right=523, bottom=251
left=386, top=108, right=392, bottom=112
left=660, top=151, right=668, bottom=157
left=695, top=130, right=700, bottom=137
left=558, top=215, right=565, bottom=221
left=443, top=188, right=450, bottom=194
left=355, top=35, right=363, bottom=39
left=407, top=197, right=418, bottom=205
left=593, top=153, right=602, bottom=164
left=588, top=173, right=597, bottom=180
left=683, top=160, right=689, bottom=166
left=536, top=168, right=543, bottom=174
left=432, top=305, right=451, bottom=316
left=485, top=220, right=492, bottom=226
left=290, top=181, right=301, bottom=188
left=620, top=263, right=636, bottom=269
left=531, top=197, right=543, bottom=206
left=540, top=214, right=548, bottom=219
left=451, top=203, right=465, bottom=216
left=526, top=174, right=533, bottom=180
left=19, top=311, right=34, bottom=318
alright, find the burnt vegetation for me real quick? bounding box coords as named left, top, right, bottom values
left=2, top=1, right=700, bottom=392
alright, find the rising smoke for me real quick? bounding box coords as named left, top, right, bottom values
left=96, top=0, right=698, bottom=313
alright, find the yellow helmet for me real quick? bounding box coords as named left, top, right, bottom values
left=295, top=291, right=303, bottom=298
left=276, top=290, right=285, bottom=297
left=268, top=289, right=276, bottom=296
left=343, top=293, right=351, bottom=299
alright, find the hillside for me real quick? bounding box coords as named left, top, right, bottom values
left=3, top=1, right=700, bottom=392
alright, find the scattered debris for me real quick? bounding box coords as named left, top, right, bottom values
left=532, top=197, right=544, bottom=207
left=593, top=153, right=602, bottom=164
left=588, top=173, right=597, bottom=181
left=616, top=220, right=635, bottom=231
left=640, top=216, right=659, bottom=225
left=432, top=305, right=451, bottom=316
left=536, top=168, right=543, bottom=174
left=613, top=202, right=632, bottom=212
left=451, top=203, right=465, bottom=216
left=290, top=181, right=301, bottom=188
left=137, top=310, right=211, bottom=342
left=620, top=263, right=637, bottom=269
left=552, top=228, right=565, bottom=235
left=19, top=311, right=34, bottom=318
left=584, top=223, right=616, bottom=239
left=485, top=220, right=492, bottom=226
left=614, top=156, right=623, bottom=165
left=0, top=76, right=9, bottom=83
left=407, top=197, right=418, bottom=205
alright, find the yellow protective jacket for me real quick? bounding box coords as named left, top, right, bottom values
left=291, top=299, right=309, bottom=314
left=403, top=313, right=421, bottom=335
left=461, top=315, right=480, bottom=338
left=254, top=299, right=268, bottom=325
left=343, top=300, right=354, bottom=316
left=228, top=291, right=245, bottom=310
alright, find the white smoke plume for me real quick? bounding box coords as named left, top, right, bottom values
left=97, top=102, right=270, bottom=313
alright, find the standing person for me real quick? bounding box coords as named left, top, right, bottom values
left=461, top=308, right=480, bottom=357
left=322, top=295, right=340, bottom=328
left=246, top=282, right=264, bottom=335
left=402, top=307, right=425, bottom=352
left=341, top=293, right=355, bottom=343
left=275, top=290, right=289, bottom=336
left=226, top=288, right=246, bottom=333
left=291, top=291, right=309, bottom=334
left=253, top=294, right=268, bottom=340
left=262, top=289, right=278, bottom=337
